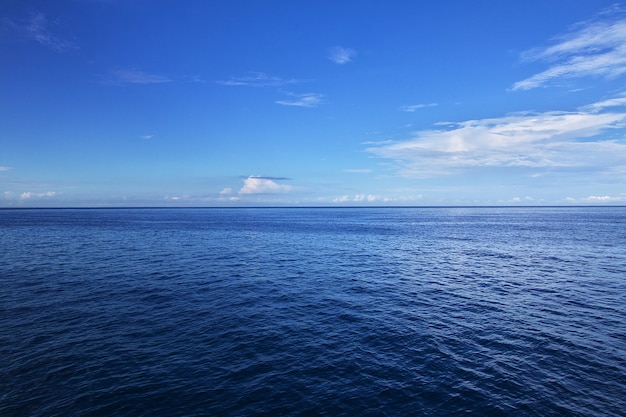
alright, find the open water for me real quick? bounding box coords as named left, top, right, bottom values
left=1, top=207, right=625, bottom=416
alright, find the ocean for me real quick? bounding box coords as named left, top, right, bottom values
left=1, top=207, right=625, bottom=416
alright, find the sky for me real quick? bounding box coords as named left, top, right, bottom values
left=2, top=0, right=626, bottom=207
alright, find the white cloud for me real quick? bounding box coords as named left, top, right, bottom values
left=112, top=69, right=171, bottom=84
left=140, top=134, right=153, bottom=140
left=366, top=96, right=626, bottom=178
left=333, top=194, right=389, bottom=203
left=0, top=166, right=10, bottom=172
left=20, top=191, right=56, bottom=199
left=219, top=188, right=232, bottom=195
left=400, top=103, right=438, bottom=112
left=566, top=194, right=626, bottom=203
left=328, top=46, right=356, bottom=64
left=164, top=195, right=192, bottom=201
left=580, top=94, right=626, bottom=112
left=513, top=7, right=626, bottom=90
left=217, top=72, right=299, bottom=87
left=500, top=196, right=535, bottom=204
left=276, top=92, right=324, bottom=107
left=239, top=176, right=292, bottom=194
left=333, top=195, right=351, bottom=203
left=354, top=194, right=380, bottom=202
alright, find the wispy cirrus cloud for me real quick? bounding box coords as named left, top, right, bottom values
left=400, top=103, right=438, bottom=112
left=217, top=72, right=299, bottom=87
left=328, top=46, right=356, bottom=64
left=111, top=69, right=172, bottom=84
left=0, top=166, right=11, bottom=172
left=512, top=6, right=626, bottom=90
left=2, top=12, right=76, bottom=52
left=343, top=168, right=372, bottom=174
left=367, top=95, right=626, bottom=178
left=25, top=12, right=75, bottom=51
left=239, top=176, right=292, bottom=194
left=218, top=72, right=323, bottom=107
left=276, top=92, right=324, bottom=107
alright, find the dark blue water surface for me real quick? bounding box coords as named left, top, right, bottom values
left=1, top=207, right=625, bottom=416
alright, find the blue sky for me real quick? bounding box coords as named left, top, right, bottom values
left=2, top=0, right=626, bottom=207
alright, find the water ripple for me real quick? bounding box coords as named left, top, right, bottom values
left=1, top=207, right=625, bottom=416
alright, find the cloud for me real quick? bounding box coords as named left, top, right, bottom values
left=566, top=194, right=626, bottom=203
left=1, top=12, right=75, bottom=51
left=219, top=188, right=232, bottom=195
left=185, top=75, right=206, bottom=83
left=400, top=103, right=438, bottom=112
left=343, top=169, right=372, bottom=174
left=241, top=175, right=290, bottom=180
left=499, top=196, right=536, bottom=204
left=239, top=176, right=292, bottom=194
left=512, top=7, right=626, bottom=90
left=111, top=69, right=172, bottom=84
left=0, top=166, right=11, bottom=172
left=5, top=12, right=77, bottom=52
left=217, top=72, right=320, bottom=107
left=328, top=46, right=356, bottom=64
left=20, top=191, right=56, bottom=199
left=333, top=195, right=351, bottom=203
left=333, top=194, right=391, bottom=203
left=366, top=96, right=626, bottom=178
left=580, top=94, right=626, bottom=112
left=355, top=194, right=380, bottom=202
left=217, top=72, right=299, bottom=87
left=276, top=92, right=324, bottom=107
left=140, top=135, right=153, bottom=140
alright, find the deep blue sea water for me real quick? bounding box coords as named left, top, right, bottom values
left=1, top=207, right=625, bottom=416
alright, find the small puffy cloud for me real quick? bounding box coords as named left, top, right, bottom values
left=111, top=69, right=172, bottom=84
left=513, top=7, right=626, bottom=90
left=500, top=196, right=535, bottom=204
left=164, top=195, right=192, bottom=201
left=333, top=195, right=351, bottom=203
left=219, top=188, right=232, bottom=195
left=400, top=103, right=438, bottom=112
left=328, top=46, right=356, bottom=64
left=276, top=92, right=324, bottom=107
left=239, top=176, right=292, bottom=194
